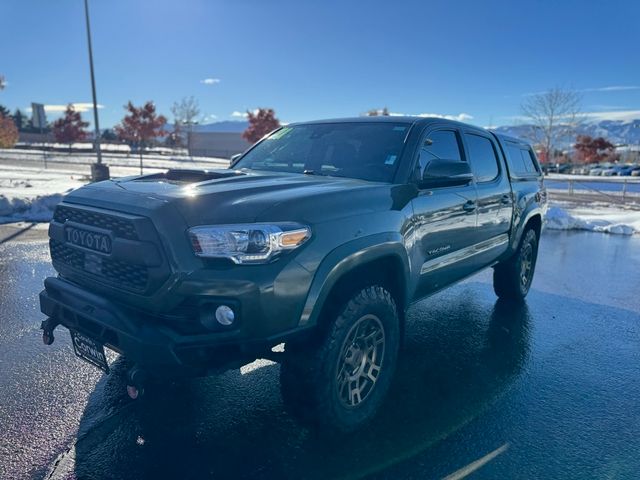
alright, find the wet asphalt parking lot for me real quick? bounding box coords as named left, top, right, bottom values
left=0, top=225, right=639, bottom=479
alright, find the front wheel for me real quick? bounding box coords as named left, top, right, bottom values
left=280, top=286, right=400, bottom=433
left=493, top=228, right=539, bottom=301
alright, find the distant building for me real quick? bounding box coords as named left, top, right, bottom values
left=18, top=131, right=54, bottom=143
left=189, top=132, right=251, bottom=159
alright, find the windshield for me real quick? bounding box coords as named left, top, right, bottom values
left=234, top=122, right=410, bottom=182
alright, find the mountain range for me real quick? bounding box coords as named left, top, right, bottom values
left=489, top=119, right=640, bottom=149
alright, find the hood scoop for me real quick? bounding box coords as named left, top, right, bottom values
left=134, top=168, right=245, bottom=185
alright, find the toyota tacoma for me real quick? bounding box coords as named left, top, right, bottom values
left=39, top=117, right=546, bottom=432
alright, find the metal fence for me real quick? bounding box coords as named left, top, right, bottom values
left=544, top=174, right=640, bottom=207
left=0, top=148, right=229, bottom=172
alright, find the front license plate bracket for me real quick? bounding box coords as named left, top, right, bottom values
left=70, top=329, right=110, bottom=374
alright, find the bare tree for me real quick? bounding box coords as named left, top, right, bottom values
left=171, top=96, right=200, bottom=156
left=521, top=87, right=582, bottom=163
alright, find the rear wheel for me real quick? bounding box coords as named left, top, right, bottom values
left=280, top=286, right=400, bottom=433
left=493, top=228, right=539, bottom=301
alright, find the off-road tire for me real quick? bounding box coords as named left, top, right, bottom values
left=493, top=228, right=539, bottom=301
left=280, top=286, right=400, bottom=433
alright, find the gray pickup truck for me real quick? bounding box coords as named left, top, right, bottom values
left=40, top=117, right=546, bottom=432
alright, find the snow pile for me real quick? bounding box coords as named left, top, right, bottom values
left=0, top=193, right=66, bottom=222
left=545, top=205, right=640, bottom=235
left=0, top=166, right=85, bottom=223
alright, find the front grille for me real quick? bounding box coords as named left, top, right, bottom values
left=101, top=257, right=148, bottom=290
left=50, top=239, right=149, bottom=292
left=53, top=206, right=138, bottom=240
left=50, top=239, right=84, bottom=269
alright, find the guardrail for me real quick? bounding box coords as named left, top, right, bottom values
left=544, top=174, right=640, bottom=206
left=0, top=148, right=229, bottom=170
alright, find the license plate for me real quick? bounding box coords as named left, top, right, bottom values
left=70, top=330, right=110, bottom=373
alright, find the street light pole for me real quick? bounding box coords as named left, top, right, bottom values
left=84, top=0, right=109, bottom=181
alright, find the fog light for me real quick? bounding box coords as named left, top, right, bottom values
left=215, top=305, right=235, bottom=326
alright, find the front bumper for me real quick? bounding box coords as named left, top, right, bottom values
left=39, top=276, right=306, bottom=377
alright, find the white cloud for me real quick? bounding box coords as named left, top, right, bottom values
left=27, top=103, right=104, bottom=113
left=588, top=104, right=626, bottom=111
left=418, top=112, right=474, bottom=122
left=499, top=109, right=640, bottom=126
left=582, top=109, right=640, bottom=122
left=387, top=112, right=474, bottom=122
left=231, top=110, right=248, bottom=118
left=579, top=85, right=640, bottom=93
left=380, top=112, right=474, bottom=122
left=523, top=85, right=640, bottom=97
left=200, top=78, right=221, bottom=85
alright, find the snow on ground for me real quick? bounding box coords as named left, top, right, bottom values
left=545, top=204, right=640, bottom=235
left=0, top=166, right=86, bottom=223
left=0, top=152, right=230, bottom=224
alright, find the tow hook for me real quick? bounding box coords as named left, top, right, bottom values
left=126, top=366, right=148, bottom=400
left=40, top=318, right=59, bottom=346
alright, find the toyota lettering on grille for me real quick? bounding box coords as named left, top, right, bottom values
left=65, top=227, right=112, bottom=254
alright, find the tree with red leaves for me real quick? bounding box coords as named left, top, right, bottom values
left=242, top=108, right=280, bottom=144
left=0, top=114, right=18, bottom=148
left=115, top=101, right=167, bottom=174
left=52, top=104, right=89, bottom=152
left=574, top=135, right=616, bottom=164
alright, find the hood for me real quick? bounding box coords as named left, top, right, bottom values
left=64, top=169, right=414, bottom=226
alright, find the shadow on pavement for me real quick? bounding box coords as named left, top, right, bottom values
left=0, top=222, right=38, bottom=244
left=68, top=295, right=531, bottom=479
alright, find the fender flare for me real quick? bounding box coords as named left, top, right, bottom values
left=510, top=206, right=544, bottom=251
left=298, top=232, right=411, bottom=327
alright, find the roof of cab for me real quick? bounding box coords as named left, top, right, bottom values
left=289, top=116, right=533, bottom=148
left=291, top=116, right=477, bottom=129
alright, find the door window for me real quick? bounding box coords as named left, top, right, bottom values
left=416, top=130, right=464, bottom=179
left=505, top=143, right=539, bottom=176
left=464, top=133, right=500, bottom=182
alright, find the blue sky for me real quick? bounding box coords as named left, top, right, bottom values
left=1, top=0, right=639, bottom=129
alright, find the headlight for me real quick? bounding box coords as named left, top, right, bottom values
left=187, top=223, right=311, bottom=264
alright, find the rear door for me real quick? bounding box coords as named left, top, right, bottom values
left=410, top=126, right=478, bottom=298
left=461, top=129, right=513, bottom=265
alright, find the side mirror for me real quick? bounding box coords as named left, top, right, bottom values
left=419, top=159, right=474, bottom=189
left=229, top=153, right=242, bottom=167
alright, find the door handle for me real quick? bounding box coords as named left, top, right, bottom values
left=501, top=194, right=512, bottom=205
left=462, top=201, right=476, bottom=212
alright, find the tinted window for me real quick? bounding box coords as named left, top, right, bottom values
left=506, top=143, right=539, bottom=176
left=464, top=134, right=499, bottom=182
left=416, top=130, right=463, bottom=177
left=234, top=122, right=409, bottom=182
left=523, top=149, right=539, bottom=173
